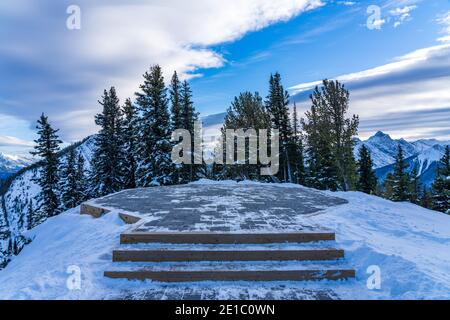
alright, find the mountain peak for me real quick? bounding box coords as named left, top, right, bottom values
left=373, top=131, right=390, bottom=138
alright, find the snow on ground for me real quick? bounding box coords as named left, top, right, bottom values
left=0, top=180, right=449, bottom=300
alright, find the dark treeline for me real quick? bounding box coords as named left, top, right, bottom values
left=22, top=66, right=450, bottom=226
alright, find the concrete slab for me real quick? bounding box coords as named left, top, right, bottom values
left=85, top=183, right=347, bottom=233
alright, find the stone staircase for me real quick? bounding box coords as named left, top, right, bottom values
left=104, top=231, right=355, bottom=282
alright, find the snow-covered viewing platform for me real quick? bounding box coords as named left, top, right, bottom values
left=81, top=181, right=348, bottom=232
left=80, top=181, right=355, bottom=284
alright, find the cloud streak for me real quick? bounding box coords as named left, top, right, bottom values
left=0, top=0, right=323, bottom=143
left=290, top=43, right=450, bottom=140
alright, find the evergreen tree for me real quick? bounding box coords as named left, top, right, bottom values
left=30, top=113, right=62, bottom=218
left=170, top=71, right=183, bottom=131
left=391, top=145, right=410, bottom=202
left=90, top=87, right=124, bottom=197
left=292, top=103, right=306, bottom=185
left=221, top=91, right=271, bottom=181
left=60, top=147, right=78, bottom=209
left=302, top=80, right=358, bottom=191
left=409, top=167, right=421, bottom=204
left=383, top=172, right=395, bottom=200
left=75, top=152, right=87, bottom=203
left=431, top=146, right=450, bottom=214
left=420, top=187, right=433, bottom=209
left=180, top=80, right=200, bottom=183
left=122, top=98, right=138, bottom=189
left=265, top=73, right=294, bottom=182
left=26, top=200, right=33, bottom=230
left=302, top=89, right=338, bottom=191
left=135, top=65, right=174, bottom=186
left=357, top=145, right=377, bottom=194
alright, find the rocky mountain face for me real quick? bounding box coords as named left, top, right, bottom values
left=355, top=131, right=449, bottom=187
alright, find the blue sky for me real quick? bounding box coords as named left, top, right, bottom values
left=1, top=0, right=450, bottom=156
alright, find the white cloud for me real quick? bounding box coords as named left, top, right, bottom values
left=0, top=0, right=323, bottom=144
left=290, top=44, right=450, bottom=140
left=0, top=136, right=34, bottom=148
left=437, top=11, right=450, bottom=43
left=390, top=5, right=417, bottom=28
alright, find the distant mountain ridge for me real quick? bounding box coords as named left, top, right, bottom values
left=355, top=131, right=449, bottom=188
left=0, top=153, right=33, bottom=180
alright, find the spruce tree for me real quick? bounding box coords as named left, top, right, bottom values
left=391, top=145, right=410, bottom=202
left=265, top=73, right=294, bottom=182
left=321, top=80, right=359, bottom=191
left=30, top=113, right=62, bottom=218
left=135, top=65, right=174, bottom=186
left=357, top=145, right=377, bottom=194
left=409, top=167, right=421, bottom=204
left=292, top=103, right=306, bottom=185
left=122, top=98, right=138, bottom=189
left=26, top=200, right=33, bottom=230
left=302, top=90, right=338, bottom=191
left=170, top=71, right=183, bottom=131
left=431, top=146, right=450, bottom=214
left=75, top=152, right=87, bottom=203
left=420, top=188, right=433, bottom=209
left=180, top=80, right=200, bottom=183
left=90, top=87, right=125, bottom=197
left=221, top=91, right=271, bottom=181
left=60, top=147, right=78, bottom=210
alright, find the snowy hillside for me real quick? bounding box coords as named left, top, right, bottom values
left=0, top=181, right=449, bottom=300
left=0, top=136, right=96, bottom=267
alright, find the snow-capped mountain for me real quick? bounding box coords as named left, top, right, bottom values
left=355, top=131, right=449, bottom=188
left=354, top=131, right=417, bottom=168
left=0, top=153, right=33, bottom=180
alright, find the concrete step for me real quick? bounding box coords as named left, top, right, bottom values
left=120, top=231, right=335, bottom=244
left=112, top=249, right=344, bottom=262
left=104, top=269, right=355, bottom=282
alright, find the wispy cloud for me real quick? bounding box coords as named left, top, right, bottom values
left=0, top=0, right=324, bottom=144
left=290, top=44, right=450, bottom=140
left=390, top=5, right=417, bottom=28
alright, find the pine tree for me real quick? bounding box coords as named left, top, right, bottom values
left=135, top=65, right=174, bottom=186
left=302, top=80, right=358, bottom=191
left=409, top=167, right=421, bottom=204
left=383, top=172, right=395, bottom=200
left=321, top=80, right=359, bottom=191
left=431, top=145, right=450, bottom=214
left=180, top=80, right=200, bottom=183
left=60, top=147, right=78, bottom=210
left=391, top=145, right=410, bottom=202
left=30, top=113, right=62, bottom=218
left=170, top=71, right=183, bottom=131
left=292, top=103, right=306, bottom=185
left=420, top=187, right=433, bottom=209
left=221, top=91, right=271, bottom=181
left=90, top=87, right=124, bottom=197
left=265, top=73, right=294, bottom=182
left=122, top=98, right=138, bottom=189
left=26, top=200, right=33, bottom=230
left=302, top=89, right=338, bottom=191
left=75, top=152, right=87, bottom=203
left=357, top=145, right=377, bottom=194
